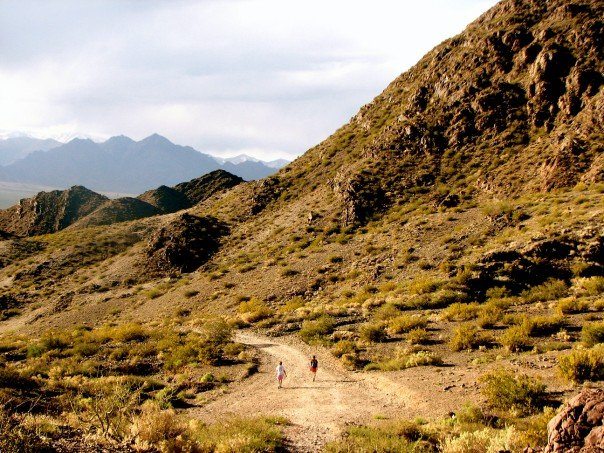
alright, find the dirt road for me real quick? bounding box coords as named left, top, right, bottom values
left=190, top=331, right=413, bottom=452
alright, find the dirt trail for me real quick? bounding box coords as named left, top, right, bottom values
left=189, top=331, right=414, bottom=452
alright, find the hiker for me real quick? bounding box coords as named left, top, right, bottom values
left=309, top=355, right=318, bottom=382
left=276, top=361, right=287, bottom=388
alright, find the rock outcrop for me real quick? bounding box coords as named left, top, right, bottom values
left=543, top=388, right=604, bottom=453
left=0, top=186, right=108, bottom=236
left=146, top=213, right=229, bottom=274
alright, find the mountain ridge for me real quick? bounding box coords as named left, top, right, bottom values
left=0, top=134, right=287, bottom=193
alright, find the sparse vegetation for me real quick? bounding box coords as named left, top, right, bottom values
left=480, top=370, right=546, bottom=415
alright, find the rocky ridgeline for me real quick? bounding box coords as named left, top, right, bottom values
left=0, top=186, right=107, bottom=236
left=272, top=0, right=603, bottom=226
left=0, top=170, right=243, bottom=237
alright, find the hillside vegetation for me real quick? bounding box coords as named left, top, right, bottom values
left=0, top=0, right=602, bottom=451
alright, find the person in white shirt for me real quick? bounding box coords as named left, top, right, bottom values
left=276, top=361, right=287, bottom=388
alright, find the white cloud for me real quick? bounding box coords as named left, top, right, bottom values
left=0, top=0, right=497, bottom=160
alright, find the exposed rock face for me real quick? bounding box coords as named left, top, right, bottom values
left=262, top=0, right=603, bottom=226
left=473, top=229, right=603, bottom=296
left=0, top=186, right=108, bottom=236
left=544, top=388, right=604, bottom=453
left=249, top=176, right=282, bottom=215
left=146, top=213, right=229, bottom=274
left=173, top=169, right=243, bottom=206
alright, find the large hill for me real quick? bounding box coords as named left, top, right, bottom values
left=0, top=134, right=282, bottom=193
left=0, top=0, right=602, bottom=451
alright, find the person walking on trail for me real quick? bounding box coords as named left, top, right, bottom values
left=276, top=361, right=287, bottom=388
left=309, top=355, right=318, bottom=382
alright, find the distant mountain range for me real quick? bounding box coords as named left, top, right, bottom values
left=0, top=136, right=62, bottom=166
left=0, top=134, right=288, bottom=193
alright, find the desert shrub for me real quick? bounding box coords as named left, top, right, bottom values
left=73, top=380, right=141, bottom=441
left=449, top=325, right=485, bottom=351
left=388, top=315, right=428, bottom=334
left=331, top=340, right=358, bottom=358
left=110, top=323, right=149, bottom=342
left=359, top=322, right=387, bottom=343
left=373, top=304, right=402, bottom=321
left=299, top=316, right=335, bottom=343
left=406, top=328, right=431, bottom=345
left=442, top=426, right=519, bottom=453
left=522, top=316, right=564, bottom=337
left=183, top=290, right=199, bottom=298
left=486, top=286, right=511, bottom=300
left=455, top=403, right=487, bottom=425
left=556, top=298, right=590, bottom=315
left=581, top=322, right=604, bottom=347
left=324, top=420, right=437, bottom=452
left=407, top=277, right=444, bottom=295
left=499, top=325, right=531, bottom=352
left=0, top=407, right=45, bottom=453
left=512, top=407, right=556, bottom=450
left=191, top=416, right=287, bottom=452
left=480, top=370, right=546, bottom=414
left=442, top=303, right=480, bottom=321
left=238, top=298, right=274, bottom=323
left=196, top=318, right=233, bottom=364
left=477, top=304, right=503, bottom=328
left=367, top=347, right=442, bottom=371
left=558, top=345, right=604, bottom=383
left=533, top=341, right=570, bottom=353
left=132, top=402, right=188, bottom=450
left=576, top=276, right=604, bottom=296
left=521, top=279, right=568, bottom=303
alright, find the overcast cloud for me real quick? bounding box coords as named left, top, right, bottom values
left=0, top=0, right=497, bottom=160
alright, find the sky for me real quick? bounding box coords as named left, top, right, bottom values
left=0, top=0, right=497, bottom=161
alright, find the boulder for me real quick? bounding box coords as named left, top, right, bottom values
left=544, top=388, right=604, bottom=453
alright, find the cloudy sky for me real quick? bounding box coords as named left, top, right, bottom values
left=0, top=0, right=497, bottom=160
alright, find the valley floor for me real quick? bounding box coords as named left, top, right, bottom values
left=190, top=330, right=484, bottom=452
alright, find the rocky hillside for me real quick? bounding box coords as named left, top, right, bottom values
left=0, top=1, right=602, bottom=451
left=0, top=170, right=243, bottom=236
left=263, top=0, right=603, bottom=225
left=0, top=186, right=107, bottom=236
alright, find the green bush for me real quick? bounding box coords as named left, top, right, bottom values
left=480, top=370, right=546, bottom=414
left=325, top=420, right=436, bottom=452
left=449, top=325, right=485, bottom=351
left=499, top=325, right=531, bottom=352
left=238, top=299, right=274, bottom=323
left=581, top=322, right=604, bottom=347
left=299, top=316, right=335, bottom=343
left=388, top=315, right=427, bottom=334
left=359, top=322, right=387, bottom=343
left=331, top=340, right=358, bottom=358
left=191, top=416, right=287, bottom=452
left=556, top=298, right=590, bottom=315
left=522, top=279, right=568, bottom=303
left=477, top=304, right=503, bottom=328
left=522, top=316, right=564, bottom=337
left=442, top=303, right=480, bottom=321
left=577, top=276, right=604, bottom=296
left=558, top=345, right=604, bottom=383
left=406, top=328, right=431, bottom=345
